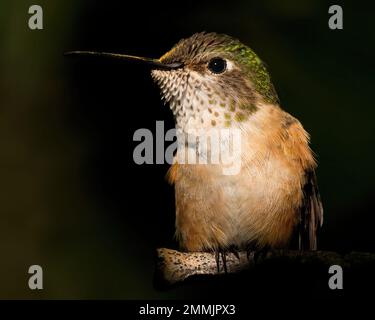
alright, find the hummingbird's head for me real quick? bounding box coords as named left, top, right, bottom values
left=151, top=32, right=279, bottom=131
left=65, top=32, right=278, bottom=132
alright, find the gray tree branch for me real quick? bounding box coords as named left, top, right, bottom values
left=155, top=248, right=375, bottom=286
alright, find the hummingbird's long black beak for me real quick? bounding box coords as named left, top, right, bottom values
left=64, top=51, right=182, bottom=70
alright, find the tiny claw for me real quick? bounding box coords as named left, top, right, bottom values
left=221, top=251, right=228, bottom=274
left=228, top=245, right=240, bottom=260
left=253, top=246, right=270, bottom=263
left=246, top=245, right=254, bottom=261
left=246, top=250, right=252, bottom=261
left=215, top=250, right=220, bottom=273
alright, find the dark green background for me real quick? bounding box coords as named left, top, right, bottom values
left=0, top=0, right=374, bottom=298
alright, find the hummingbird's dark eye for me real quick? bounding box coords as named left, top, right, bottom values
left=207, top=57, right=227, bottom=74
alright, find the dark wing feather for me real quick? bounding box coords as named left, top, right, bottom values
left=299, top=170, right=323, bottom=250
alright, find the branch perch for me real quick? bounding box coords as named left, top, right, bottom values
left=155, top=248, right=375, bottom=287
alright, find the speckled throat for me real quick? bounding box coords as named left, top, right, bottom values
left=151, top=67, right=258, bottom=132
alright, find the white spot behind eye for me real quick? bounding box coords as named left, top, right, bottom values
left=225, top=60, right=234, bottom=71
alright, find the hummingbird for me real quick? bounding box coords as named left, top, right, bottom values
left=66, top=32, right=323, bottom=263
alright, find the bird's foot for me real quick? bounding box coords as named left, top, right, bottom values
left=214, top=249, right=229, bottom=274
left=246, top=245, right=271, bottom=264
left=228, top=245, right=240, bottom=260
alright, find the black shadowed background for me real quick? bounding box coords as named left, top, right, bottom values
left=0, top=0, right=374, bottom=299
